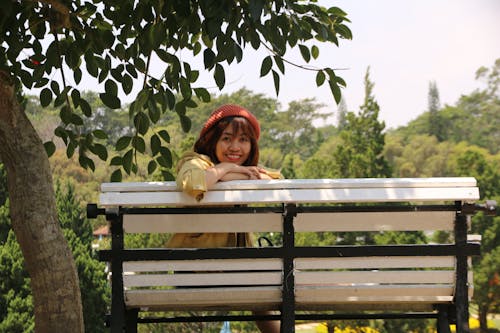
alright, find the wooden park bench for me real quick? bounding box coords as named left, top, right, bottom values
left=87, top=177, right=489, bottom=333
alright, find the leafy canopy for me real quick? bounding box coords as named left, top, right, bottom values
left=0, top=0, right=351, bottom=181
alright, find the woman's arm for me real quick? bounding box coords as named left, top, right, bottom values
left=205, top=163, right=271, bottom=187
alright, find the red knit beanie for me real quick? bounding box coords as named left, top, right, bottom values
left=199, top=104, right=261, bottom=140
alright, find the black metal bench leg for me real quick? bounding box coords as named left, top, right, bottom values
left=281, top=204, right=297, bottom=332
left=109, top=212, right=126, bottom=333
left=125, top=308, right=138, bottom=333
left=437, top=306, right=451, bottom=333
left=455, top=209, right=471, bottom=333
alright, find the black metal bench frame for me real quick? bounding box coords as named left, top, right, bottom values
left=88, top=201, right=481, bottom=333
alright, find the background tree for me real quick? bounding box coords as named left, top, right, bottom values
left=0, top=1, right=351, bottom=331
left=333, top=67, right=391, bottom=178
left=427, top=80, right=444, bottom=141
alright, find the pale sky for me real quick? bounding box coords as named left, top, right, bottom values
left=195, top=0, right=500, bottom=129
left=34, top=1, right=500, bottom=130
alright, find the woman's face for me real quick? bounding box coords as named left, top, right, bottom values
left=215, top=122, right=251, bottom=165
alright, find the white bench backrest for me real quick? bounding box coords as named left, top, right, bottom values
left=100, top=177, right=479, bottom=207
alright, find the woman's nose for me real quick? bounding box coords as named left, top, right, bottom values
left=228, top=140, right=240, bottom=150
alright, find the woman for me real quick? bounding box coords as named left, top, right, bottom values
left=167, top=104, right=282, bottom=333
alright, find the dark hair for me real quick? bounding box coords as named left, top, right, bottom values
left=194, top=116, right=259, bottom=166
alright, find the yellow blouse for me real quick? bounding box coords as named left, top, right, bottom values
left=167, top=151, right=282, bottom=248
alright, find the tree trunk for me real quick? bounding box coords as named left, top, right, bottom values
left=0, top=71, right=84, bottom=332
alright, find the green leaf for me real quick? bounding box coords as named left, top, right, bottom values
left=273, top=56, right=285, bottom=74
left=79, top=154, right=95, bottom=171
left=335, top=75, right=347, bottom=87
left=132, top=136, right=146, bottom=153
left=90, top=143, right=108, bottom=161
left=189, top=70, right=200, bottom=83
left=85, top=53, right=99, bottom=77
left=179, top=114, right=191, bottom=133
left=51, top=81, right=60, bottom=95
left=59, top=105, right=72, bottom=124
left=157, top=147, right=172, bottom=168
left=157, top=129, right=170, bottom=143
left=134, top=57, right=146, bottom=72
left=79, top=98, right=92, bottom=117
left=203, top=48, right=216, bottom=69
left=214, top=64, right=225, bottom=90
left=93, top=129, right=108, bottom=139
left=110, top=169, right=122, bottom=182
left=147, top=100, right=160, bottom=123
left=67, top=140, right=76, bottom=158
left=54, top=126, right=68, bottom=144
left=40, top=88, right=52, bottom=107
left=100, top=92, right=121, bottom=109
left=329, top=79, right=342, bottom=104
left=272, top=70, right=280, bottom=95
left=122, top=149, right=133, bottom=174
left=71, top=89, right=81, bottom=108
left=298, top=44, right=311, bottom=63
left=161, top=170, right=175, bottom=180
left=19, top=70, right=32, bottom=88
left=248, top=0, right=265, bottom=21
left=122, top=74, right=133, bottom=94
left=194, top=88, right=211, bottom=102
left=43, top=141, right=56, bottom=157
left=260, top=56, right=272, bottom=77
left=74, top=68, right=82, bottom=84
left=147, top=160, right=157, bottom=174
left=110, top=156, right=122, bottom=166
left=126, top=64, right=138, bottom=78
left=134, top=112, right=150, bottom=135
left=193, top=42, right=201, bottom=56
left=116, top=136, right=132, bottom=150
left=105, top=79, right=118, bottom=96
left=311, top=45, right=319, bottom=59
left=165, top=88, right=176, bottom=110
left=316, top=70, right=325, bottom=87
left=150, top=134, right=161, bottom=156
left=179, top=76, right=192, bottom=100
left=70, top=113, right=84, bottom=125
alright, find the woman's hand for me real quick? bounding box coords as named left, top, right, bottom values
left=219, top=165, right=267, bottom=181
left=205, top=163, right=270, bottom=186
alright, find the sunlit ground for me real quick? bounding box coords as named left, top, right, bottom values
left=295, top=317, right=499, bottom=333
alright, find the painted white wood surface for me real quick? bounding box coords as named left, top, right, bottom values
left=124, top=258, right=282, bottom=272
left=123, top=211, right=455, bottom=233
left=294, top=256, right=456, bottom=270
left=125, top=287, right=282, bottom=310
left=100, top=177, right=479, bottom=207
left=124, top=271, right=282, bottom=288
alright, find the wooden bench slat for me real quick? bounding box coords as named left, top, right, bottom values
left=123, top=213, right=282, bottom=233
left=124, top=258, right=283, bottom=272
left=295, top=270, right=454, bottom=285
left=100, top=186, right=479, bottom=207
left=294, top=211, right=455, bottom=232
left=123, top=211, right=456, bottom=233
left=296, top=285, right=456, bottom=302
left=125, top=287, right=282, bottom=310
left=294, top=256, right=456, bottom=269
left=124, top=272, right=282, bottom=288
left=101, top=177, right=478, bottom=193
